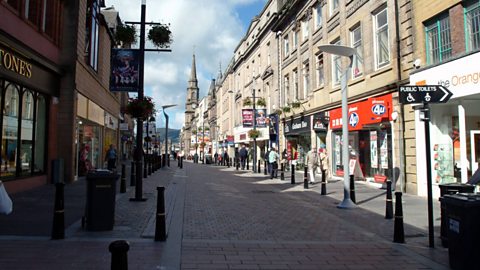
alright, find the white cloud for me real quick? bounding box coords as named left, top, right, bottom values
left=107, top=0, right=264, bottom=130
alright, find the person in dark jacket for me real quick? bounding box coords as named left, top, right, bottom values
left=239, top=145, right=248, bottom=170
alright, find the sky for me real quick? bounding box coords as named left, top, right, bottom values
left=107, top=0, right=267, bottom=130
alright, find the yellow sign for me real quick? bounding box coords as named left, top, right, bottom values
left=0, top=48, right=32, bottom=78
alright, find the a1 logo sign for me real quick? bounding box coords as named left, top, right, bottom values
left=371, top=104, right=386, bottom=116
left=349, top=112, right=359, bottom=127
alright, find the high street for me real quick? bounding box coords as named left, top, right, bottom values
left=0, top=161, right=448, bottom=269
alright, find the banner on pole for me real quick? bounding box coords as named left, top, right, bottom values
left=110, top=49, right=140, bottom=92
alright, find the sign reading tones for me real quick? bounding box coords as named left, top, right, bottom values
left=399, top=85, right=453, bottom=104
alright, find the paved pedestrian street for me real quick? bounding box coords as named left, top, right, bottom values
left=0, top=161, right=450, bottom=269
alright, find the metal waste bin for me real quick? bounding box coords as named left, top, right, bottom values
left=438, top=183, right=474, bottom=247
left=444, top=193, right=480, bottom=270
left=85, top=170, right=119, bottom=231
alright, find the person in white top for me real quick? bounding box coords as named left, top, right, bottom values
left=306, top=146, right=320, bottom=184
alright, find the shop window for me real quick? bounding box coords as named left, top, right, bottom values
left=373, top=8, right=391, bottom=69
left=465, top=0, right=480, bottom=52
left=20, top=91, right=34, bottom=175
left=34, top=95, right=46, bottom=173
left=425, top=14, right=452, bottom=65
left=2, top=84, right=20, bottom=178
left=85, top=0, right=100, bottom=71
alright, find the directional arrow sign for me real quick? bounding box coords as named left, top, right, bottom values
left=398, top=85, right=453, bottom=104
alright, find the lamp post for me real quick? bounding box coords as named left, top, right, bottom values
left=162, top=104, right=177, bottom=167
left=318, top=44, right=356, bottom=209
left=252, top=85, right=257, bottom=173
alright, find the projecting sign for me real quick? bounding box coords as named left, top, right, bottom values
left=399, top=85, right=452, bottom=104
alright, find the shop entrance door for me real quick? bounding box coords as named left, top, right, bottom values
left=471, top=130, right=480, bottom=173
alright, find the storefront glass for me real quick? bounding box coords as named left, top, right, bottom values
left=77, top=121, right=102, bottom=176
left=1, top=81, right=48, bottom=180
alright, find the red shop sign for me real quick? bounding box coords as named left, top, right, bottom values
left=329, top=93, right=392, bottom=131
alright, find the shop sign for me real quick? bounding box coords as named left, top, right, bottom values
left=284, top=116, right=310, bottom=135
left=410, top=51, right=480, bottom=100
left=119, top=123, right=129, bottom=131
left=329, top=93, right=392, bottom=131
left=110, top=49, right=140, bottom=92
left=0, top=47, right=32, bottom=78
left=242, top=109, right=254, bottom=127
left=313, top=112, right=329, bottom=132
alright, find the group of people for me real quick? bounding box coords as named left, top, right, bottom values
left=306, top=146, right=329, bottom=184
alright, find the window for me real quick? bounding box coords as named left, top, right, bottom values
left=303, top=62, right=310, bottom=99
left=425, top=14, right=452, bottom=64
left=293, top=69, right=299, bottom=100
left=331, top=40, right=341, bottom=86
left=330, top=0, right=339, bottom=16
left=85, top=0, right=100, bottom=71
left=373, top=8, right=390, bottom=69
left=301, top=19, right=309, bottom=41
left=314, top=2, right=323, bottom=29
left=351, top=25, right=364, bottom=78
left=6, top=0, right=21, bottom=12
left=267, top=43, right=271, bottom=65
left=316, top=54, right=325, bottom=87
left=292, top=30, right=298, bottom=49
left=283, top=75, right=290, bottom=105
left=283, top=34, right=290, bottom=56
left=25, top=0, right=41, bottom=25
left=465, top=1, right=480, bottom=51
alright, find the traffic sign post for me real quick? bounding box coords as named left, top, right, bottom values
left=399, top=85, right=452, bottom=104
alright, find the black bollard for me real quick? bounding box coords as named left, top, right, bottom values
left=109, top=240, right=130, bottom=270
left=257, top=160, right=261, bottom=174
left=51, top=182, right=65, bottom=240
left=130, top=161, right=136, bottom=186
left=167, top=155, right=170, bottom=167
left=155, top=187, right=167, bottom=241
left=350, top=175, right=356, bottom=203
left=304, top=166, right=308, bottom=189
left=385, top=179, right=393, bottom=219
left=236, top=158, right=239, bottom=170
left=280, top=163, right=284, bottom=180
left=264, top=160, right=268, bottom=175
left=246, top=156, right=250, bottom=170
left=227, top=158, right=230, bottom=168
left=321, top=169, right=327, bottom=195
left=180, top=157, right=183, bottom=169
left=393, top=192, right=405, bottom=243
left=291, top=164, right=295, bottom=184
left=120, top=164, right=126, bottom=193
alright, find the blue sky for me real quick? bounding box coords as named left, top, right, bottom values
left=107, top=0, right=267, bottom=130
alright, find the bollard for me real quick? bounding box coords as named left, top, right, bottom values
left=291, top=164, right=295, bottom=184
left=51, top=182, right=65, bottom=240
left=264, top=160, right=268, bottom=175
left=167, top=155, right=170, bottom=167
left=350, top=175, right=356, bottom=203
left=227, top=158, right=230, bottom=168
left=321, top=169, right=327, bottom=195
left=257, top=160, right=261, bottom=174
left=180, top=157, right=183, bottom=169
left=280, top=163, right=284, bottom=180
left=143, top=159, right=148, bottom=179
left=109, top=240, right=130, bottom=270
left=393, top=192, right=405, bottom=243
left=247, top=157, right=250, bottom=170
left=130, top=161, right=136, bottom=186
left=385, top=179, right=393, bottom=219
left=155, top=187, right=167, bottom=241
left=236, top=158, right=239, bottom=170
left=304, top=166, right=308, bottom=189
left=120, top=164, right=126, bottom=193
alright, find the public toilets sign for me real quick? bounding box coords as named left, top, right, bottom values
left=399, top=85, right=452, bottom=104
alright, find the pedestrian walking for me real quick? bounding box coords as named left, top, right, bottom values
left=268, top=147, right=280, bottom=179
left=105, top=144, right=117, bottom=171
left=306, top=146, right=319, bottom=184
left=239, top=145, right=248, bottom=170
left=223, top=151, right=229, bottom=166
left=265, top=148, right=271, bottom=174
left=319, top=147, right=329, bottom=181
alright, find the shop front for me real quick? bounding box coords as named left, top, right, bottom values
left=329, top=93, right=393, bottom=182
left=410, top=52, right=480, bottom=197
left=0, top=36, right=59, bottom=191
left=312, top=112, right=329, bottom=149
left=284, top=115, right=311, bottom=169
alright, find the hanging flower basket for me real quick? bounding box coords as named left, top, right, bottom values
left=248, top=129, right=261, bottom=139
left=290, top=101, right=301, bottom=108
left=148, top=24, right=173, bottom=48
left=115, top=24, right=137, bottom=46
left=243, top=97, right=253, bottom=106
left=274, top=109, right=283, bottom=115
left=256, top=97, right=267, bottom=107
left=125, top=96, right=156, bottom=119
left=144, top=136, right=152, bottom=142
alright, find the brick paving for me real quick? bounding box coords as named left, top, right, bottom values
left=0, top=161, right=451, bottom=269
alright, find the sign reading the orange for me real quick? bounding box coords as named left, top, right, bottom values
left=0, top=48, right=32, bottom=78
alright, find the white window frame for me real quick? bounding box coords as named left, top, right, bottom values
left=293, top=69, right=299, bottom=100
left=314, top=2, right=323, bottom=30
left=301, top=19, right=309, bottom=42
left=331, top=40, right=341, bottom=86
left=329, top=0, right=339, bottom=16
left=316, top=54, right=324, bottom=87
left=284, top=35, right=290, bottom=56
left=373, top=8, right=390, bottom=69
left=350, top=25, right=364, bottom=78
left=292, top=30, right=298, bottom=49
left=303, top=62, right=310, bottom=99
left=284, top=75, right=290, bottom=105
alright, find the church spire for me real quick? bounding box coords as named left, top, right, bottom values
left=189, top=53, right=198, bottom=84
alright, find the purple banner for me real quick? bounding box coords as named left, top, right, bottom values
left=110, top=49, right=140, bottom=92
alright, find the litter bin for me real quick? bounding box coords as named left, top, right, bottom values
left=85, top=170, right=119, bottom=231
left=444, top=193, right=480, bottom=270
left=438, top=183, right=474, bottom=247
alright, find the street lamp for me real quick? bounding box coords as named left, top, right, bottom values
left=318, top=44, right=356, bottom=209
left=162, top=104, right=177, bottom=167
left=252, top=84, right=257, bottom=173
